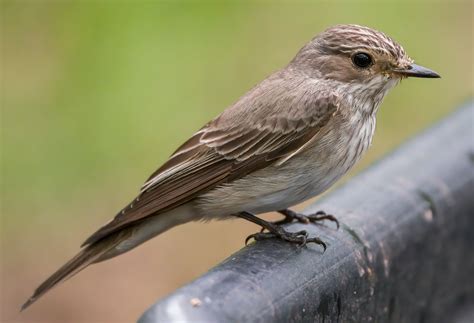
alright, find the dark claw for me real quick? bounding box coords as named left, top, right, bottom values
left=245, top=232, right=276, bottom=245
left=245, top=234, right=254, bottom=245
left=306, top=237, right=327, bottom=252
left=276, top=209, right=340, bottom=230
left=306, top=212, right=340, bottom=229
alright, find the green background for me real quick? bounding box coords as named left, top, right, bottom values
left=2, top=1, right=472, bottom=322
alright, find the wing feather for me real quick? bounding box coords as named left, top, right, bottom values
left=82, top=74, right=339, bottom=246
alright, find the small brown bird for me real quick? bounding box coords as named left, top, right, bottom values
left=22, top=24, right=440, bottom=310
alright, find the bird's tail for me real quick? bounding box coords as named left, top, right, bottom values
left=20, top=228, right=132, bottom=311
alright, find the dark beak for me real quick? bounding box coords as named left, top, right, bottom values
left=393, top=63, right=441, bottom=78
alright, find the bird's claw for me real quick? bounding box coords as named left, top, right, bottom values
left=264, top=209, right=340, bottom=229
left=304, top=211, right=340, bottom=229
left=246, top=228, right=326, bottom=250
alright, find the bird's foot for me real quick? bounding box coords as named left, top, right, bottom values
left=245, top=226, right=326, bottom=250
left=236, top=211, right=326, bottom=250
left=262, top=209, right=339, bottom=231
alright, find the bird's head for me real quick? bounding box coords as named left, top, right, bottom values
left=290, top=24, right=440, bottom=99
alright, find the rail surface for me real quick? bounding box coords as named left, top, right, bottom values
left=139, top=102, right=474, bottom=323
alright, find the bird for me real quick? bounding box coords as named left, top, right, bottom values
left=21, top=24, right=440, bottom=310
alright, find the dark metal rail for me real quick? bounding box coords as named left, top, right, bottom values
left=139, top=102, right=474, bottom=323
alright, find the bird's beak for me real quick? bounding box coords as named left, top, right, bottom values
left=392, top=63, right=441, bottom=78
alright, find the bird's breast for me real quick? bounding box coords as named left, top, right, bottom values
left=306, top=113, right=376, bottom=187
left=195, top=115, right=376, bottom=218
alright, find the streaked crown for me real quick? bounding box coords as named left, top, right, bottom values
left=290, top=24, right=414, bottom=84
left=317, top=24, right=411, bottom=67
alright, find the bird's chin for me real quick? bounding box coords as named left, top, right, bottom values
left=372, top=74, right=400, bottom=91
left=380, top=74, right=402, bottom=89
left=389, top=76, right=402, bottom=86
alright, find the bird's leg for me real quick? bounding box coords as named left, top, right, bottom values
left=275, top=209, right=340, bottom=229
left=236, top=211, right=326, bottom=250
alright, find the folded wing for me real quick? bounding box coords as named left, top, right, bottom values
left=82, top=75, right=340, bottom=246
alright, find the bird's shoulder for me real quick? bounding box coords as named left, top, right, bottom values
left=212, top=69, right=342, bottom=133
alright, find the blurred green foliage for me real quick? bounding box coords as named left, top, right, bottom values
left=1, top=2, right=472, bottom=321
left=2, top=1, right=473, bottom=237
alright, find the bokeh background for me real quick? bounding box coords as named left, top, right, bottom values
left=1, top=1, right=472, bottom=322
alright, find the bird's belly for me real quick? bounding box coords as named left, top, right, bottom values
left=196, top=160, right=340, bottom=218
left=196, top=118, right=375, bottom=218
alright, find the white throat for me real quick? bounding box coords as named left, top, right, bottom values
left=338, top=76, right=399, bottom=116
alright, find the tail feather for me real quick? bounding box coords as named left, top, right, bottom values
left=20, top=208, right=186, bottom=311
left=20, top=233, right=123, bottom=311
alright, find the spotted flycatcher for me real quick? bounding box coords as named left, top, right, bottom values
left=22, top=24, right=440, bottom=310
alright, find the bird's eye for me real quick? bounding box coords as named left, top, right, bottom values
left=352, top=52, right=373, bottom=68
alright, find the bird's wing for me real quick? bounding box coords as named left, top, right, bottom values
left=82, top=75, right=340, bottom=246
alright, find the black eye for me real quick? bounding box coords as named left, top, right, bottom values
left=352, top=52, right=372, bottom=68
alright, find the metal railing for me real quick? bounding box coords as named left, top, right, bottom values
left=139, top=102, right=474, bottom=323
